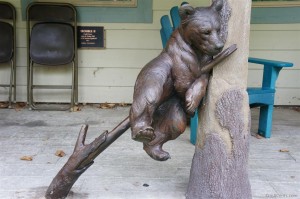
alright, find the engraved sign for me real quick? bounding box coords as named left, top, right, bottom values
left=78, top=26, right=104, bottom=48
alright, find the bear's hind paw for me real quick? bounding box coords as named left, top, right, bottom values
left=132, top=127, right=155, bottom=143
left=143, top=143, right=170, bottom=161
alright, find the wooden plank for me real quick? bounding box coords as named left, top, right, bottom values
left=250, top=30, right=300, bottom=50
left=6, top=67, right=140, bottom=87
left=249, top=50, right=300, bottom=70
left=251, top=7, right=300, bottom=24
left=251, top=23, right=300, bottom=31
left=0, top=85, right=135, bottom=103
left=6, top=0, right=21, bottom=8
left=1, top=73, right=298, bottom=105
left=21, top=0, right=153, bottom=23
left=153, top=0, right=210, bottom=10
left=15, top=47, right=27, bottom=67
left=106, top=29, right=162, bottom=49
left=18, top=29, right=300, bottom=56
left=76, top=4, right=155, bottom=23
left=0, top=67, right=11, bottom=84
left=79, top=86, right=134, bottom=103
left=78, top=10, right=167, bottom=30
left=16, top=28, right=27, bottom=48
left=79, top=68, right=139, bottom=87
left=78, top=49, right=160, bottom=68
left=15, top=48, right=161, bottom=68
left=248, top=69, right=300, bottom=88
left=275, top=88, right=300, bottom=105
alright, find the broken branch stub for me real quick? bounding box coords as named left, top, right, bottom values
left=45, top=117, right=130, bottom=199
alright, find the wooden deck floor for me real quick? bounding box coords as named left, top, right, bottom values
left=0, top=106, right=299, bottom=199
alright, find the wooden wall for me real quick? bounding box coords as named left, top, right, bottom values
left=0, top=0, right=299, bottom=105
left=249, top=24, right=300, bottom=105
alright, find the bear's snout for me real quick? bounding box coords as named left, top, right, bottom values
left=214, top=42, right=224, bottom=52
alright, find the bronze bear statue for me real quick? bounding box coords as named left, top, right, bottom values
left=130, top=1, right=237, bottom=161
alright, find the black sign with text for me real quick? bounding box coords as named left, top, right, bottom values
left=78, top=26, right=104, bottom=48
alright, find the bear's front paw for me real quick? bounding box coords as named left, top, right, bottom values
left=185, top=91, right=197, bottom=116
left=132, top=127, right=155, bottom=143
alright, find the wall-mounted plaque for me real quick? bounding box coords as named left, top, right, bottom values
left=78, top=26, right=104, bottom=49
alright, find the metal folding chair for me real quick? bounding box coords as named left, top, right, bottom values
left=26, top=2, right=78, bottom=110
left=0, top=1, right=16, bottom=108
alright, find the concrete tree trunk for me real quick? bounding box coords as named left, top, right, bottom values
left=186, top=0, right=252, bottom=198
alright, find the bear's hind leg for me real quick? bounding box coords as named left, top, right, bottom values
left=130, top=101, right=156, bottom=143
left=143, top=97, right=187, bottom=161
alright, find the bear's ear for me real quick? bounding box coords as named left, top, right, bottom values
left=179, top=4, right=195, bottom=20
left=211, top=0, right=223, bottom=12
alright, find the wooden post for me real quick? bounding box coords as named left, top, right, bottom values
left=186, top=0, right=252, bottom=198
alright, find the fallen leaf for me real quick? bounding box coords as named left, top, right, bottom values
left=99, top=103, right=116, bottom=109
left=119, top=103, right=130, bottom=107
left=15, top=102, right=27, bottom=111
left=55, top=150, right=66, bottom=157
left=0, top=102, right=9, bottom=108
left=292, top=107, right=300, bottom=112
left=20, top=156, right=33, bottom=161
left=72, top=105, right=81, bottom=112
left=255, top=134, right=264, bottom=139
left=279, top=149, right=289, bottom=152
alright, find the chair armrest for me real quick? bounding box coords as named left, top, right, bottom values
left=248, top=57, right=293, bottom=68
left=248, top=57, right=293, bottom=90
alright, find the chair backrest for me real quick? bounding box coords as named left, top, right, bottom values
left=27, top=2, right=77, bottom=65
left=160, top=15, right=173, bottom=48
left=27, top=3, right=76, bottom=23
left=0, top=2, right=15, bottom=20
left=170, top=2, right=189, bottom=29
left=170, top=6, right=180, bottom=29
left=160, top=4, right=188, bottom=48
left=0, top=2, right=15, bottom=63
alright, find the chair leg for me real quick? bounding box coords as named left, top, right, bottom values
left=258, top=105, right=274, bottom=138
left=190, top=109, right=198, bottom=145
left=29, top=61, right=34, bottom=110
left=13, top=60, right=16, bottom=103
left=70, top=61, right=75, bottom=111
left=8, top=60, right=13, bottom=108
left=74, top=61, right=78, bottom=105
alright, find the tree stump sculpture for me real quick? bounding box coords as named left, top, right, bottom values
left=186, top=0, right=252, bottom=198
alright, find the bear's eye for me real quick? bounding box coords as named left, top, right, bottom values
left=204, top=30, right=211, bottom=35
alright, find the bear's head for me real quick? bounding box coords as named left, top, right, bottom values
left=179, top=0, right=225, bottom=56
